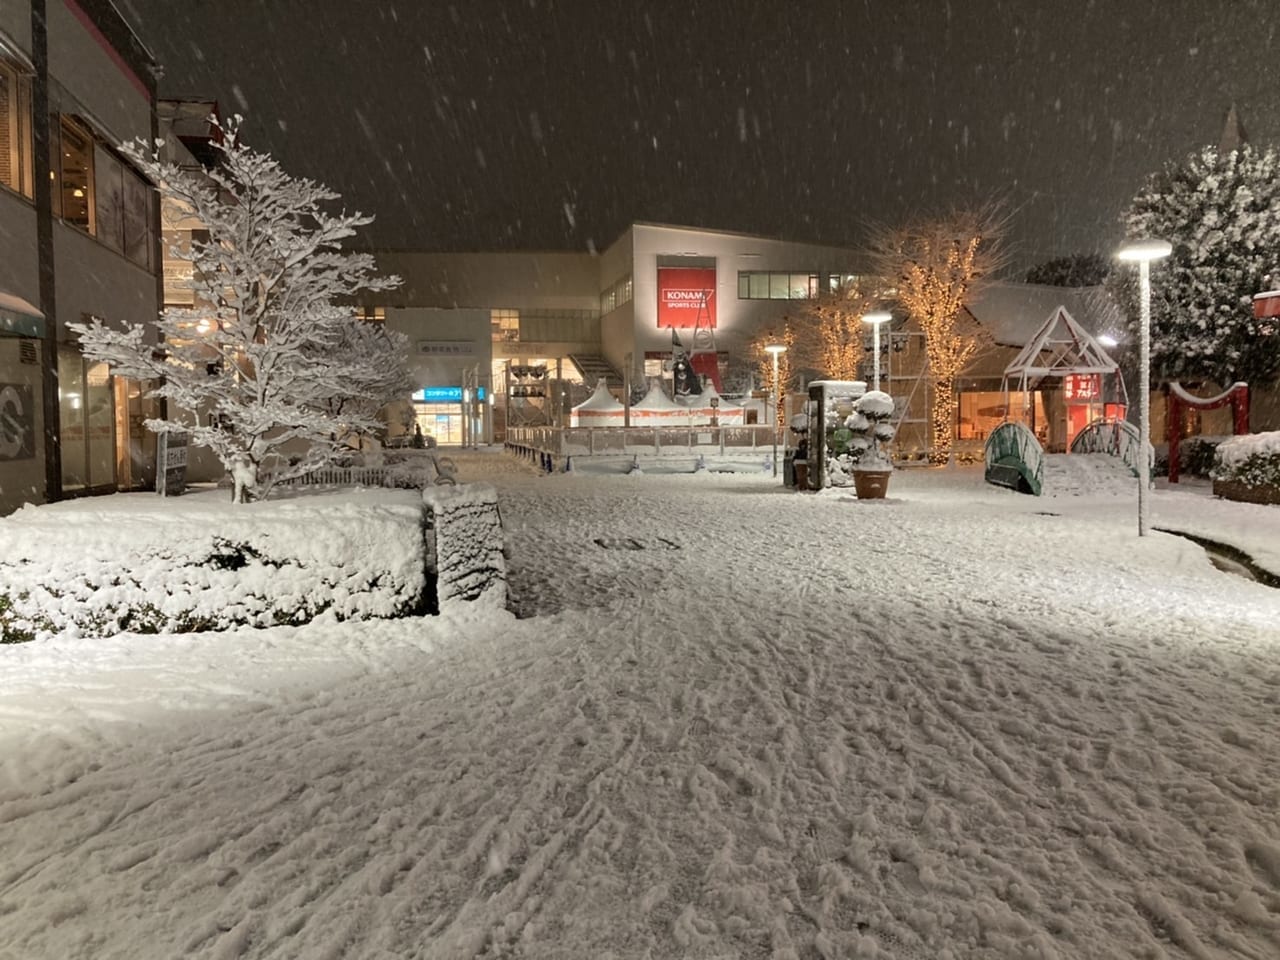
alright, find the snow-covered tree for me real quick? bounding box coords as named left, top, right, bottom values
left=1110, top=144, right=1280, bottom=388
left=871, top=208, right=1005, bottom=465
left=70, top=116, right=404, bottom=503
left=309, top=317, right=414, bottom=441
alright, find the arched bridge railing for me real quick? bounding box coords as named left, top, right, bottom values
left=983, top=421, right=1044, bottom=496
left=1069, top=418, right=1151, bottom=478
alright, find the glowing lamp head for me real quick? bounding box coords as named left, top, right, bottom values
left=1116, top=239, right=1172, bottom=263
left=862, top=311, right=892, bottom=326
left=764, top=344, right=787, bottom=356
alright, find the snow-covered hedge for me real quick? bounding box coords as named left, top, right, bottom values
left=0, top=491, right=429, bottom=643
left=1212, top=431, right=1280, bottom=488
left=1211, top=432, right=1280, bottom=505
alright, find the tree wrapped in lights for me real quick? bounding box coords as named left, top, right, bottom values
left=783, top=276, right=882, bottom=381
left=751, top=321, right=795, bottom=427
left=872, top=209, right=1004, bottom=465
left=71, top=116, right=406, bottom=503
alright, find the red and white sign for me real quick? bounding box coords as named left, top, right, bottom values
left=1063, top=373, right=1101, bottom=402
left=1254, top=291, right=1280, bottom=319
left=657, top=267, right=716, bottom=329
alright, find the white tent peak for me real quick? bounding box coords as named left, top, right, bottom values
left=633, top=379, right=683, bottom=410
left=573, top=378, right=623, bottom=412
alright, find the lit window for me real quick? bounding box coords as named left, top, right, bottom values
left=59, top=118, right=94, bottom=232
left=491, top=308, right=519, bottom=342
left=0, top=58, right=34, bottom=198
left=353, top=306, right=386, bottom=323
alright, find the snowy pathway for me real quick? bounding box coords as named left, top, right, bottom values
left=2, top=455, right=1279, bottom=959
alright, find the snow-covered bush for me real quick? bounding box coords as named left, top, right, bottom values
left=1212, top=431, right=1280, bottom=489
left=847, top=391, right=896, bottom=471
left=0, top=492, right=430, bottom=643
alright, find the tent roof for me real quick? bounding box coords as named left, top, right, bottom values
left=632, top=380, right=683, bottom=410
left=1003, top=305, right=1120, bottom=381
left=572, top=378, right=624, bottom=412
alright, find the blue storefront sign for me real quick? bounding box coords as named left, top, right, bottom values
left=413, top=386, right=486, bottom=403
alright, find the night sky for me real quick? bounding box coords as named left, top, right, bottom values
left=121, top=0, right=1278, bottom=270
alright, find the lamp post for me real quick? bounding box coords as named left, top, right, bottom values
left=862, top=311, right=892, bottom=392
left=1116, top=238, right=1172, bottom=537
left=765, top=343, right=787, bottom=478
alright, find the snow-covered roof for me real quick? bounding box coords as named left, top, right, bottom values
left=632, top=380, right=683, bottom=411
left=967, top=282, right=1124, bottom=347
left=1003, top=305, right=1119, bottom=382
left=0, top=290, right=44, bottom=337
left=572, top=378, right=624, bottom=413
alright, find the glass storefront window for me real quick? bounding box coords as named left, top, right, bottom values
left=86, top=361, right=115, bottom=487
left=58, top=348, right=87, bottom=489
left=94, top=143, right=125, bottom=252
left=957, top=390, right=1045, bottom=442
left=122, top=168, right=152, bottom=269
left=59, top=119, right=93, bottom=232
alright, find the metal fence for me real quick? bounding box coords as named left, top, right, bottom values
left=506, top=425, right=781, bottom=457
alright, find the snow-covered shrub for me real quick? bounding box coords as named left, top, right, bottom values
left=0, top=492, right=430, bottom=643
left=1211, top=431, right=1280, bottom=489
left=1181, top=436, right=1229, bottom=479
left=847, top=391, right=896, bottom=471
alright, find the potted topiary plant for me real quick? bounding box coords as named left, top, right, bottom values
left=848, top=390, right=895, bottom=499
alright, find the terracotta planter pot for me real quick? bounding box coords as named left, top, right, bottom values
left=853, top=469, right=892, bottom=499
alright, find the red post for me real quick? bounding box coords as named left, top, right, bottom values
left=1233, top=383, right=1250, bottom=435
left=1167, top=390, right=1183, bottom=484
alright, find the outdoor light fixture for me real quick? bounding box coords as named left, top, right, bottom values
left=862, top=311, right=892, bottom=391
left=1116, top=238, right=1172, bottom=537
left=765, top=343, right=787, bottom=478
left=1097, top=334, right=1118, bottom=348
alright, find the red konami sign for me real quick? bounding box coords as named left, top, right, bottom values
left=1254, top=291, right=1280, bottom=319
left=1063, top=373, right=1101, bottom=402
left=657, top=267, right=716, bottom=329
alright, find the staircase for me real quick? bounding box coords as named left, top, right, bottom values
left=569, top=354, right=624, bottom=388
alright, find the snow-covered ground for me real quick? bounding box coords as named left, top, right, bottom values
left=2, top=450, right=1279, bottom=959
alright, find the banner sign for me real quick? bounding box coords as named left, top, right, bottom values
left=657, top=267, right=716, bottom=329
left=156, top=431, right=188, bottom=497
left=1063, top=373, right=1101, bottom=402
left=413, top=386, right=486, bottom=403
left=0, top=383, right=36, bottom=461
left=418, top=340, right=476, bottom=356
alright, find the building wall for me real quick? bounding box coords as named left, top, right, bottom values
left=388, top=308, right=493, bottom=390
left=625, top=223, right=866, bottom=365
left=0, top=0, right=160, bottom=513
left=52, top=220, right=156, bottom=334
left=0, top=192, right=38, bottom=302
left=0, top=7, right=32, bottom=49
left=46, top=0, right=152, bottom=144
left=372, top=251, right=598, bottom=312
left=0, top=335, right=44, bottom=512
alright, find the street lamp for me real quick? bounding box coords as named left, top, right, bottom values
left=1116, top=238, right=1172, bottom=537
left=862, top=311, right=892, bottom=391
left=765, top=343, right=787, bottom=478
